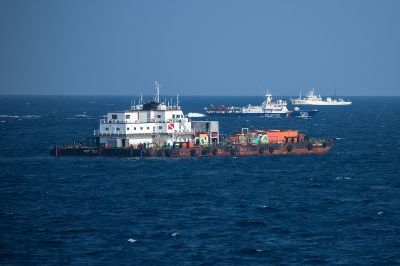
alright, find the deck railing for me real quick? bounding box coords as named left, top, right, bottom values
left=100, top=118, right=188, bottom=124
left=94, top=129, right=194, bottom=136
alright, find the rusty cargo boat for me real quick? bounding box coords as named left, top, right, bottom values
left=50, top=82, right=332, bottom=157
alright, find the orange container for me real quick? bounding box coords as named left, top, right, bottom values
left=199, top=133, right=208, bottom=139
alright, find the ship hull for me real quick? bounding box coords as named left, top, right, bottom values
left=206, top=110, right=318, bottom=117
left=291, top=102, right=352, bottom=106
left=205, top=111, right=288, bottom=117
left=50, top=140, right=332, bottom=157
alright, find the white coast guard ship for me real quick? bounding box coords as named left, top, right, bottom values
left=291, top=88, right=352, bottom=105
left=205, top=91, right=290, bottom=117
left=94, top=82, right=219, bottom=148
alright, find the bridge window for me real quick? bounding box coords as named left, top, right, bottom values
left=159, top=126, right=162, bottom=129
left=112, top=115, right=117, bottom=119
left=126, top=115, right=130, bottom=119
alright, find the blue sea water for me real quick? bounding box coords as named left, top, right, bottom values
left=1, top=95, right=400, bottom=265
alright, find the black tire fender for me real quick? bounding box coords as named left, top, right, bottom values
left=307, top=143, right=313, bottom=151
left=213, top=148, right=218, bottom=156
left=268, top=145, right=274, bottom=153
left=287, top=144, right=293, bottom=152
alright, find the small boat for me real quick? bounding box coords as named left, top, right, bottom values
left=287, top=107, right=318, bottom=117
left=291, top=88, right=352, bottom=105
left=50, top=82, right=332, bottom=157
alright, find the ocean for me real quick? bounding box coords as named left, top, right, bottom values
left=1, top=95, right=400, bottom=265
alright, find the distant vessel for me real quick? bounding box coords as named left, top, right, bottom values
left=291, top=88, right=352, bottom=105
left=287, top=107, right=318, bottom=118
left=50, top=83, right=332, bottom=157
left=205, top=91, right=318, bottom=117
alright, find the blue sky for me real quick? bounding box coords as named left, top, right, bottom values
left=1, top=0, right=399, bottom=96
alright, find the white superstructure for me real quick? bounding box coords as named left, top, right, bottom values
left=94, top=82, right=219, bottom=148
left=241, top=91, right=289, bottom=114
left=291, top=88, right=352, bottom=105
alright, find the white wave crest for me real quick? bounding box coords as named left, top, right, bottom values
left=0, top=115, right=19, bottom=118
left=127, top=238, right=137, bottom=242
left=23, top=115, right=42, bottom=118
left=0, top=115, right=41, bottom=118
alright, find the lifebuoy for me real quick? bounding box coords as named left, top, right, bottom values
left=191, top=149, right=196, bottom=156
left=268, top=145, right=274, bottom=153
left=213, top=148, right=218, bottom=156
left=287, top=144, right=293, bottom=152
left=158, top=150, right=164, bottom=157
left=166, top=149, right=172, bottom=156
left=307, top=143, right=313, bottom=151
left=202, top=149, right=208, bottom=156
left=231, top=148, right=236, bottom=155
left=259, top=147, right=264, bottom=154
left=322, top=142, right=327, bottom=148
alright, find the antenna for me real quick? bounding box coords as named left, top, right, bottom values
left=154, top=81, right=161, bottom=103
left=139, top=94, right=143, bottom=105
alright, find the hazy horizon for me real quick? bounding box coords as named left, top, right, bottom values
left=1, top=1, right=399, bottom=96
